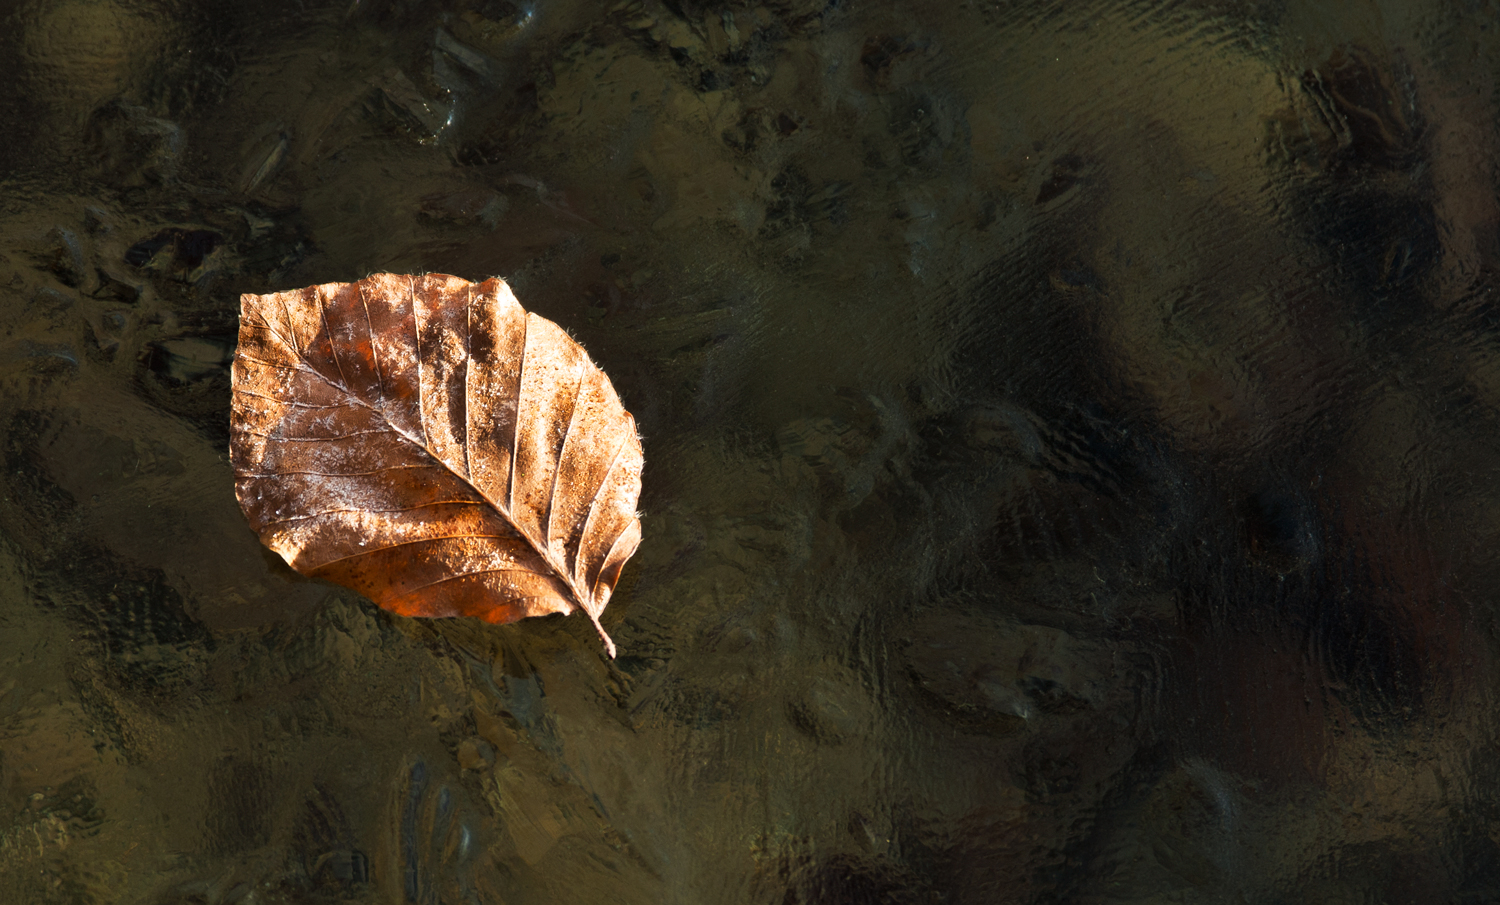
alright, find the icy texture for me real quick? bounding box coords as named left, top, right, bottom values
left=1, top=0, right=1499, bottom=901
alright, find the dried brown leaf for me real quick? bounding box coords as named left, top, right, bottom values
left=229, top=273, right=643, bottom=656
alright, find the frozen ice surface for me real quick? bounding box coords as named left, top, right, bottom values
left=1, top=0, right=1499, bottom=901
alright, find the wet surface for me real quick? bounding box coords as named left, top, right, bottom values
left=3, top=0, right=1500, bottom=901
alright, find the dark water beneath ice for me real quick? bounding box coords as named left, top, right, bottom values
left=3, top=0, right=1500, bottom=901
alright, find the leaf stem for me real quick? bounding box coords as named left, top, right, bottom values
left=587, top=609, right=617, bottom=659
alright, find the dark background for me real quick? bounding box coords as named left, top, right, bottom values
left=2, top=0, right=1499, bottom=902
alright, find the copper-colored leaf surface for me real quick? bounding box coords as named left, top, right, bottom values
left=229, top=273, right=643, bottom=657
